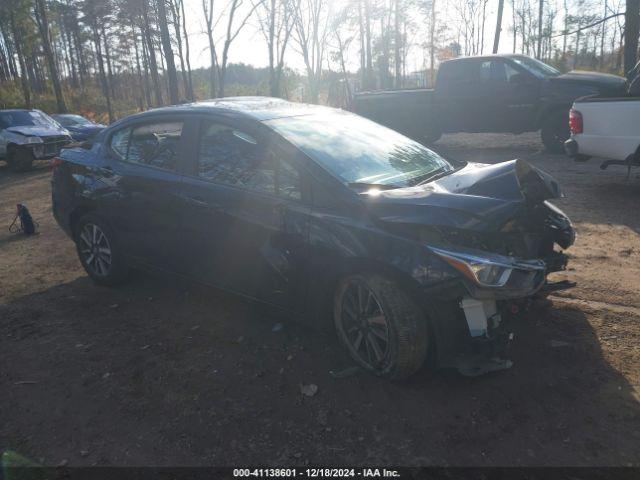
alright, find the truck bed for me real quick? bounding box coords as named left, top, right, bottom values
left=352, top=89, right=436, bottom=142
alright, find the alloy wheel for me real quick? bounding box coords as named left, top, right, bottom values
left=78, top=223, right=112, bottom=277
left=339, top=280, right=390, bottom=368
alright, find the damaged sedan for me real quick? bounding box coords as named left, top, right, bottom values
left=51, top=97, right=575, bottom=379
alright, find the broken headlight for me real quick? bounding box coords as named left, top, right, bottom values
left=430, top=246, right=544, bottom=288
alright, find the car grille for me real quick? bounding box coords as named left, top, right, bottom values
left=41, top=135, right=71, bottom=156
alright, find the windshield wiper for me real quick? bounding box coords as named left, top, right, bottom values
left=348, top=182, right=398, bottom=191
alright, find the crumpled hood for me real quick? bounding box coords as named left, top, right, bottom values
left=365, top=159, right=562, bottom=232
left=552, top=70, right=627, bottom=93
left=7, top=125, right=70, bottom=137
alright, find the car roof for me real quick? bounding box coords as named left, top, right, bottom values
left=118, top=97, right=336, bottom=123
left=0, top=109, right=42, bottom=113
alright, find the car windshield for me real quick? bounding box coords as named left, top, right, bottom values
left=0, top=110, right=58, bottom=129
left=265, top=112, right=454, bottom=188
left=55, top=114, right=92, bottom=126
left=510, top=55, right=560, bottom=78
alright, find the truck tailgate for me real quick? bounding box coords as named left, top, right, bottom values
left=573, top=97, right=640, bottom=161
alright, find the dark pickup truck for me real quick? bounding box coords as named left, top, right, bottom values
left=352, top=54, right=627, bottom=152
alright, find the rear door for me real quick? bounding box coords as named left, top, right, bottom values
left=99, top=116, right=194, bottom=272
left=179, top=115, right=311, bottom=311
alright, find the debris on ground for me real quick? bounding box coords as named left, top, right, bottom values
left=329, top=365, right=362, bottom=379
left=300, top=383, right=318, bottom=397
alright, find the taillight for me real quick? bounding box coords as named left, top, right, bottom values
left=51, top=157, right=64, bottom=168
left=569, top=109, right=583, bottom=134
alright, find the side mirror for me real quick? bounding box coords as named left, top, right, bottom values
left=80, top=140, right=93, bottom=150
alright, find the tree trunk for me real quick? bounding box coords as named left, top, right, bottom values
left=179, top=0, right=194, bottom=100
left=9, top=12, right=32, bottom=108
left=394, top=0, right=401, bottom=88
left=537, top=0, right=543, bottom=58
left=92, top=25, right=114, bottom=122
left=493, top=0, right=504, bottom=53
left=142, top=2, right=164, bottom=106
left=429, top=0, right=436, bottom=86
left=34, top=0, right=67, bottom=112
left=625, top=0, right=640, bottom=75
left=157, top=0, right=180, bottom=104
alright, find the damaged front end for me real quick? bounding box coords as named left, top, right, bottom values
left=369, top=158, right=576, bottom=374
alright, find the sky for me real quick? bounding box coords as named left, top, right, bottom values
left=178, top=0, right=583, bottom=73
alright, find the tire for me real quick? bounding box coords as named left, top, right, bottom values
left=334, top=273, right=429, bottom=380
left=541, top=110, right=570, bottom=154
left=74, top=213, right=129, bottom=286
left=7, top=146, right=34, bottom=171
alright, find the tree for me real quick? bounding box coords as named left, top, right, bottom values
left=156, top=0, right=179, bottom=103
left=493, top=0, right=504, bottom=53
left=257, top=0, right=296, bottom=96
left=34, top=0, right=67, bottom=112
left=625, top=0, right=640, bottom=74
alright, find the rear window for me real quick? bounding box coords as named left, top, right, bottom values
left=109, top=121, right=184, bottom=171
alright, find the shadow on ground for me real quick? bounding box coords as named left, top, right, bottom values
left=1, top=270, right=639, bottom=466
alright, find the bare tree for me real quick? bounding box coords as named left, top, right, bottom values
left=156, top=0, right=179, bottom=103
left=292, top=0, right=331, bottom=102
left=257, top=0, right=296, bottom=96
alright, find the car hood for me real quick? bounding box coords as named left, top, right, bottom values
left=364, top=159, right=562, bottom=232
left=6, top=125, right=70, bottom=137
left=67, top=124, right=105, bottom=133
left=552, top=70, right=627, bottom=92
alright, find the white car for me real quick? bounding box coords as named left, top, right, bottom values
left=0, top=109, right=72, bottom=171
left=565, top=94, right=640, bottom=174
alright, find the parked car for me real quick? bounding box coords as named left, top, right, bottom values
left=51, top=114, right=106, bottom=142
left=352, top=54, right=627, bottom=153
left=52, top=97, right=575, bottom=379
left=0, top=109, right=72, bottom=171
left=565, top=80, right=640, bottom=174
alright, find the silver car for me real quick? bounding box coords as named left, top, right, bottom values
left=0, top=109, right=72, bottom=171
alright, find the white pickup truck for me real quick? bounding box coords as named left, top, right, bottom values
left=564, top=90, right=640, bottom=174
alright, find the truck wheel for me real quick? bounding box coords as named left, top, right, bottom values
left=334, top=273, right=429, bottom=380
left=74, top=214, right=129, bottom=286
left=541, top=111, right=570, bottom=154
left=7, top=146, right=34, bottom=171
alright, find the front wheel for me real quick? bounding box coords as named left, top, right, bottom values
left=74, top=214, right=129, bottom=286
left=541, top=110, right=570, bottom=154
left=6, top=147, right=34, bottom=171
left=334, top=273, right=429, bottom=380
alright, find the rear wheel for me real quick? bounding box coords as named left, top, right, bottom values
left=334, top=273, right=429, bottom=380
left=74, top=214, right=129, bottom=286
left=541, top=110, right=570, bottom=154
left=6, top=146, right=34, bottom=171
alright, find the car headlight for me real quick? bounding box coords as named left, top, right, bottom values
left=24, top=137, right=43, bottom=144
left=430, top=247, right=544, bottom=288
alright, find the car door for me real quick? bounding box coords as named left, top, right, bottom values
left=97, top=116, right=194, bottom=272
left=179, top=116, right=311, bottom=311
left=501, top=59, right=540, bottom=132
left=436, top=58, right=498, bottom=133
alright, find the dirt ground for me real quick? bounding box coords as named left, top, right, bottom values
left=1, top=132, right=640, bottom=467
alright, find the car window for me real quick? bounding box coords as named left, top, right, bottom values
left=198, top=120, right=301, bottom=200
left=110, top=128, right=131, bottom=160
left=110, top=121, right=183, bottom=171
left=480, top=60, right=508, bottom=83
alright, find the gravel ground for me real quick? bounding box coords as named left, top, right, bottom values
left=1, top=132, right=640, bottom=467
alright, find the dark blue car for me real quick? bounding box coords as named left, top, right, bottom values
left=52, top=114, right=106, bottom=142
left=51, top=97, right=575, bottom=379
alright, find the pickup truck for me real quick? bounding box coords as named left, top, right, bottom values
left=0, top=109, right=72, bottom=171
left=565, top=81, right=640, bottom=174
left=352, top=54, right=627, bottom=153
